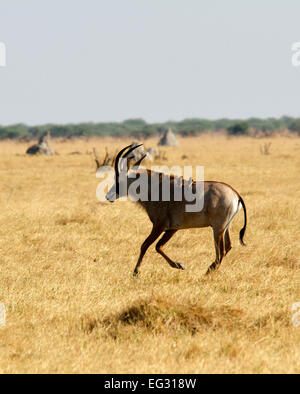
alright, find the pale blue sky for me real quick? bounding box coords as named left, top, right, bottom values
left=0, top=0, right=300, bottom=125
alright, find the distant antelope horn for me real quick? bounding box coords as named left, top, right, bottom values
left=103, top=148, right=109, bottom=166
left=93, top=148, right=101, bottom=170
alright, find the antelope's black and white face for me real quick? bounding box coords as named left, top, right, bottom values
left=105, top=176, right=128, bottom=202
left=105, top=144, right=146, bottom=203
left=105, top=183, right=118, bottom=203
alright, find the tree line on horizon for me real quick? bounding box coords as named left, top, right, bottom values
left=1, top=116, right=300, bottom=140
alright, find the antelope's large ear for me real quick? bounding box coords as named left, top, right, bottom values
left=133, top=154, right=147, bottom=169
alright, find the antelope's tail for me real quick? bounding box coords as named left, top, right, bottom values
left=239, top=197, right=247, bottom=246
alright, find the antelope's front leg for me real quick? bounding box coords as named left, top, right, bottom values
left=133, top=226, right=163, bottom=276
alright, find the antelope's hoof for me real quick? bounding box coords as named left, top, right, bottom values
left=175, top=262, right=186, bottom=270
left=133, top=270, right=140, bottom=277
left=206, top=263, right=217, bottom=275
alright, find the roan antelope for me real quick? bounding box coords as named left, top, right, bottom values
left=105, top=144, right=247, bottom=276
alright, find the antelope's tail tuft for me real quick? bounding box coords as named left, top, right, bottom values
left=239, top=197, right=247, bottom=246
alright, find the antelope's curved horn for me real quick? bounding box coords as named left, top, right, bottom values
left=114, top=144, right=144, bottom=197
left=134, top=154, right=147, bottom=168
left=116, top=144, right=143, bottom=171
left=114, top=145, right=133, bottom=177
left=115, top=144, right=144, bottom=175
left=123, top=144, right=143, bottom=159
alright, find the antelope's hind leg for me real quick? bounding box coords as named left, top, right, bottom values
left=156, top=230, right=186, bottom=270
left=224, top=228, right=232, bottom=255
left=206, top=229, right=226, bottom=275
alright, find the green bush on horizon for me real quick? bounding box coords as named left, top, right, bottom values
left=0, top=116, right=299, bottom=140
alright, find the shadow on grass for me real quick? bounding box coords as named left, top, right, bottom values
left=79, top=297, right=243, bottom=338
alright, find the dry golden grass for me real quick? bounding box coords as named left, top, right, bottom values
left=0, top=135, right=299, bottom=374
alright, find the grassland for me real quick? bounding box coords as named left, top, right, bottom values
left=0, top=135, right=299, bottom=373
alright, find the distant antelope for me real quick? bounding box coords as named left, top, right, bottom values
left=93, top=147, right=118, bottom=172
left=106, top=144, right=247, bottom=276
